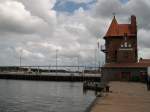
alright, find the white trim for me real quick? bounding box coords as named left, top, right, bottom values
left=119, top=48, right=133, bottom=50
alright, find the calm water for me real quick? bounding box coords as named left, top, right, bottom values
left=0, top=79, right=95, bottom=112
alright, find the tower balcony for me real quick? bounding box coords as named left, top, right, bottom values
left=101, top=45, right=107, bottom=53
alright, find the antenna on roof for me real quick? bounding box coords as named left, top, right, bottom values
left=112, top=12, right=116, bottom=18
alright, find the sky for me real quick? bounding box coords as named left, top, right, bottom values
left=0, top=0, right=150, bottom=66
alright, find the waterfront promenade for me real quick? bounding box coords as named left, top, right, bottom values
left=90, top=82, right=150, bottom=112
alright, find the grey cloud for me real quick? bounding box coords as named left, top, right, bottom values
left=138, top=29, right=150, bottom=48
left=16, top=0, right=57, bottom=27
left=0, top=0, right=51, bottom=36
left=92, top=0, right=150, bottom=30
left=0, top=0, right=150, bottom=66
left=90, top=0, right=150, bottom=59
left=92, top=0, right=128, bottom=18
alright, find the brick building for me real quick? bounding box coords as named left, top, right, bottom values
left=101, top=15, right=150, bottom=81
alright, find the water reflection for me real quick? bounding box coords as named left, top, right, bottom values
left=0, top=80, right=95, bottom=112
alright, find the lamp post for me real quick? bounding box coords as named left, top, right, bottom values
left=20, top=55, right=21, bottom=67
left=77, top=56, right=79, bottom=73
left=56, top=49, right=58, bottom=75
left=94, top=48, right=97, bottom=71
left=75, top=56, right=80, bottom=74
left=19, top=49, right=23, bottom=68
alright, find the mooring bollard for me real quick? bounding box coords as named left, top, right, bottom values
left=106, top=85, right=110, bottom=92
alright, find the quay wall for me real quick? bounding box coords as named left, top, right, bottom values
left=0, top=73, right=101, bottom=82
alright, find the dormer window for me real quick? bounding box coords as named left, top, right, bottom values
left=124, top=42, right=127, bottom=47
left=128, top=44, right=131, bottom=47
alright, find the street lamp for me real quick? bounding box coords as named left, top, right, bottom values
left=76, top=55, right=79, bottom=72
left=77, top=56, right=79, bottom=73
left=56, top=49, right=58, bottom=75
left=95, top=48, right=97, bottom=71
left=19, top=49, right=23, bottom=67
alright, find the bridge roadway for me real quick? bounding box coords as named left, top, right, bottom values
left=0, top=72, right=101, bottom=82
left=0, top=65, right=100, bottom=68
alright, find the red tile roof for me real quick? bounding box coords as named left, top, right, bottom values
left=105, top=16, right=119, bottom=36
left=105, top=16, right=136, bottom=37
left=118, top=24, right=131, bottom=35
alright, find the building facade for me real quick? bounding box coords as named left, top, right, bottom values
left=101, top=15, right=137, bottom=63
left=101, top=15, right=150, bottom=81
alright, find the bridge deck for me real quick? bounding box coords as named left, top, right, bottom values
left=0, top=73, right=101, bottom=82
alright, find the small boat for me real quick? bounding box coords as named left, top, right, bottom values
left=83, top=81, right=107, bottom=92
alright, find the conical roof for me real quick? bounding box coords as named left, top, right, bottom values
left=105, top=16, right=136, bottom=37
left=105, top=16, right=119, bottom=37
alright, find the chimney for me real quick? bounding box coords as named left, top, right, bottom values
left=131, top=15, right=137, bottom=34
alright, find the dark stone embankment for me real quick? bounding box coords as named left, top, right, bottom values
left=0, top=73, right=101, bottom=82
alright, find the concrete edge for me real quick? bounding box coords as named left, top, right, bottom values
left=84, top=96, right=99, bottom=112
left=84, top=92, right=109, bottom=112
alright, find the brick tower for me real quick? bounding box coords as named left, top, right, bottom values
left=101, top=15, right=137, bottom=63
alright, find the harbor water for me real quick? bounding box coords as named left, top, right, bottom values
left=0, top=79, right=95, bottom=112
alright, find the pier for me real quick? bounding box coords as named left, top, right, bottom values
left=89, top=82, right=150, bottom=112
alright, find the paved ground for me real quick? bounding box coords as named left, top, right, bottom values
left=90, top=82, right=150, bottom=112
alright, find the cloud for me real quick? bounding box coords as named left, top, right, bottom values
left=90, top=0, right=150, bottom=58
left=0, top=0, right=150, bottom=66
left=17, top=0, right=57, bottom=23
left=92, top=0, right=150, bottom=30
left=0, top=1, right=50, bottom=35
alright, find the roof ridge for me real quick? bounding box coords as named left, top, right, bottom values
left=104, top=15, right=137, bottom=37
left=105, top=16, right=119, bottom=36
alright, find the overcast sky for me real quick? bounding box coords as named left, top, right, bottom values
left=0, top=0, right=150, bottom=66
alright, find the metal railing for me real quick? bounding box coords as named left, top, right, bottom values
left=101, top=45, right=106, bottom=52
